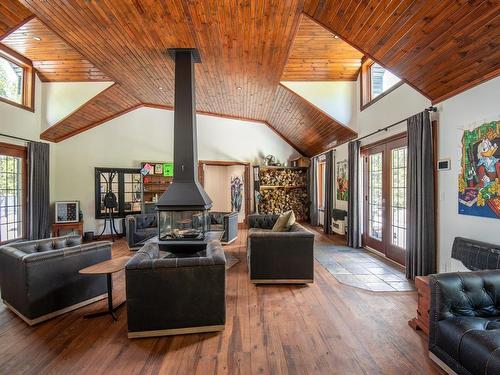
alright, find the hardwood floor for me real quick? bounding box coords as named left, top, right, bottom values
left=0, top=229, right=442, bottom=374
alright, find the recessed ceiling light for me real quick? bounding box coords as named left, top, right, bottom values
left=33, top=36, right=42, bottom=41
left=333, top=35, right=339, bottom=39
left=236, top=86, right=242, bottom=90
left=159, top=86, right=163, bottom=90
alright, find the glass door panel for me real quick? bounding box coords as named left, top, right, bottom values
left=362, top=136, right=407, bottom=266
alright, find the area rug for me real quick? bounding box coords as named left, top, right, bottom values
left=313, top=237, right=415, bottom=292
left=225, top=253, right=240, bottom=270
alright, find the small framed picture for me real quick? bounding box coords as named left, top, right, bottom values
left=154, top=164, right=163, bottom=174
left=55, top=201, right=79, bottom=223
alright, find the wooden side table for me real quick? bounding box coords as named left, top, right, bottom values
left=52, top=221, right=84, bottom=237
left=408, top=276, right=430, bottom=335
left=79, top=256, right=130, bottom=321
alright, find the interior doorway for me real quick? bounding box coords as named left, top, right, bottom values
left=362, top=133, right=408, bottom=266
left=198, top=161, right=251, bottom=223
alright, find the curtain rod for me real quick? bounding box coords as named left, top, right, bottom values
left=0, top=133, right=44, bottom=144
left=311, top=106, right=437, bottom=159
left=356, top=106, right=437, bottom=142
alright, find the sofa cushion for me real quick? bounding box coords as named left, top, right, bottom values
left=272, top=211, right=293, bottom=232
left=436, top=317, right=500, bottom=360
left=460, top=328, right=500, bottom=375
left=136, top=214, right=157, bottom=229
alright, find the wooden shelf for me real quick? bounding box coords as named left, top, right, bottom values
left=259, top=166, right=308, bottom=170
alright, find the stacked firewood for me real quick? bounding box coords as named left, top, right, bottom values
left=258, top=187, right=309, bottom=221
left=259, top=168, right=307, bottom=186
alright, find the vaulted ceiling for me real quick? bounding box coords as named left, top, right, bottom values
left=1, top=1, right=499, bottom=156
left=282, top=16, right=364, bottom=81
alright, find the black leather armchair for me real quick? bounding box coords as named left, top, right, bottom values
left=125, top=240, right=226, bottom=338
left=209, top=211, right=238, bottom=244
left=429, top=270, right=500, bottom=375
left=125, top=213, right=157, bottom=248
left=0, top=236, right=111, bottom=325
left=247, top=214, right=314, bottom=284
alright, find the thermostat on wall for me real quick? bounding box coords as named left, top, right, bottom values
left=437, top=159, right=451, bottom=171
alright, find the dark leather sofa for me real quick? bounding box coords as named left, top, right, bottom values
left=125, top=239, right=226, bottom=338
left=429, top=270, right=500, bottom=375
left=247, top=214, right=314, bottom=284
left=209, top=211, right=238, bottom=244
left=125, top=213, right=157, bottom=248
left=0, top=236, right=111, bottom=325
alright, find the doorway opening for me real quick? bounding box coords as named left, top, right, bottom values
left=198, top=161, right=250, bottom=224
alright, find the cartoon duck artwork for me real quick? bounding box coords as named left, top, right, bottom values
left=458, top=121, right=500, bottom=219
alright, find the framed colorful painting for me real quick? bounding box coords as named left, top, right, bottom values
left=336, top=160, right=348, bottom=201
left=458, top=120, right=500, bottom=219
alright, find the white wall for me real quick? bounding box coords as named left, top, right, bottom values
left=0, top=76, right=57, bottom=202
left=41, top=81, right=113, bottom=130
left=281, top=81, right=357, bottom=127
left=53, top=106, right=299, bottom=233
left=435, top=77, right=500, bottom=272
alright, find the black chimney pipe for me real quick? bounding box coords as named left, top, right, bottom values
left=155, top=48, right=212, bottom=210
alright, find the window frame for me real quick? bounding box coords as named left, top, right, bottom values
left=360, top=58, right=403, bottom=111
left=0, top=45, right=35, bottom=112
left=94, top=167, right=142, bottom=219
left=0, top=142, right=28, bottom=245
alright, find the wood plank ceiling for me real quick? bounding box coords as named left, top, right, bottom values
left=0, top=0, right=32, bottom=37
left=2, top=18, right=111, bottom=82
left=282, top=16, right=364, bottom=81
left=303, top=0, right=500, bottom=103
left=1, top=1, right=499, bottom=155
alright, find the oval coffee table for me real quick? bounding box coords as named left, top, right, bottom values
left=79, top=256, right=130, bottom=321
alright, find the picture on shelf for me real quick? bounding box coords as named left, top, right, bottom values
left=458, top=120, right=500, bottom=219
left=336, top=160, right=348, bottom=201
left=154, top=164, right=163, bottom=174
left=163, top=162, right=174, bottom=177
left=55, top=201, right=79, bottom=223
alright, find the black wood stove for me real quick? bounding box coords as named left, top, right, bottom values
left=156, top=48, right=212, bottom=252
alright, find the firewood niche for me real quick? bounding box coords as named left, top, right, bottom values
left=254, top=166, right=309, bottom=221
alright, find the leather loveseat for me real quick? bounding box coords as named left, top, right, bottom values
left=125, top=213, right=157, bottom=248
left=209, top=211, right=238, bottom=244
left=0, top=236, right=111, bottom=325
left=247, top=214, right=314, bottom=284
left=125, top=239, right=226, bottom=338
left=429, top=270, right=500, bottom=375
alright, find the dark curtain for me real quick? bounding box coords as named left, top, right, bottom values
left=27, top=142, right=51, bottom=240
left=309, top=156, right=319, bottom=226
left=324, top=150, right=334, bottom=234
left=347, top=140, right=361, bottom=248
left=406, top=111, right=436, bottom=279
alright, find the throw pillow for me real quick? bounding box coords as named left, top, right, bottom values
left=272, top=210, right=292, bottom=232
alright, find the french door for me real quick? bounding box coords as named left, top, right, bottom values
left=362, top=135, right=407, bottom=266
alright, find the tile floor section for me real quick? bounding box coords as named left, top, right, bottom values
left=314, top=239, right=415, bottom=292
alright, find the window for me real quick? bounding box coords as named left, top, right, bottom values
left=0, top=48, right=34, bottom=110
left=360, top=58, right=402, bottom=110
left=0, top=143, right=27, bottom=243
left=94, top=168, right=142, bottom=219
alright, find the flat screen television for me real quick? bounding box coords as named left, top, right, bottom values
left=55, top=201, right=79, bottom=223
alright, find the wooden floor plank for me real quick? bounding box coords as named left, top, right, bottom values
left=0, top=229, right=441, bottom=374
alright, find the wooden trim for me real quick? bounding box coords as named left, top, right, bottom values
left=128, top=324, right=225, bottom=338
left=428, top=352, right=458, bottom=375
left=301, top=13, right=432, bottom=102
left=198, top=160, right=251, bottom=224
left=359, top=56, right=404, bottom=111
left=360, top=132, right=407, bottom=150
left=3, top=294, right=107, bottom=326
left=0, top=142, right=28, bottom=244
left=0, top=45, right=35, bottom=112
left=251, top=279, right=314, bottom=284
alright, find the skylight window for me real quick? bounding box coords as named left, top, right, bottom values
left=370, top=63, right=401, bottom=99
